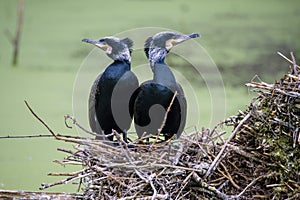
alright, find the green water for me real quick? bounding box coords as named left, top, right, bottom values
left=0, top=0, right=299, bottom=193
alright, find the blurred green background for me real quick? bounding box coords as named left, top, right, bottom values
left=0, top=0, right=299, bottom=193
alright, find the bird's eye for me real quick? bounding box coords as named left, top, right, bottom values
left=99, top=39, right=106, bottom=43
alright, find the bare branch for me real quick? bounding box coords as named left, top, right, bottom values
left=0, top=190, right=79, bottom=199
left=64, top=114, right=110, bottom=139
left=204, top=113, right=251, bottom=179
left=151, top=91, right=178, bottom=146
left=12, top=0, right=25, bottom=66
left=24, top=100, right=57, bottom=139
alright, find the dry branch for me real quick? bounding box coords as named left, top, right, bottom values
left=0, top=190, right=80, bottom=199
left=5, top=0, right=25, bottom=66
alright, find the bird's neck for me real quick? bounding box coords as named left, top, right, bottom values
left=148, top=48, right=168, bottom=70
left=148, top=48, right=176, bottom=86
left=113, top=59, right=130, bottom=68
left=114, top=54, right=131, bottom=63
left=109, top=49, right=131, bottom=63
left=153, top=62, right=177, bottom=87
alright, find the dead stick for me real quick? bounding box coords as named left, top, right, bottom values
left=152, top=91, right=177, bottom=146
left=192, top=172, right=228, bottom=199
left=48, top=169, right=85, bottom=177
left=204, top=113, right=251, bottom=179
left=0, top=134, right=85, bottom=139
left=246, top=82, right=300, bottom=98
left=0, top=189, right=79, bottom=199
left=290, top=52, right=300, bottom=90
left=12, top=0, right=25, bottom=66
left=24, top=100, right=58, bottom=139
left=0, top=134, right=54, bottom=139
left=290, top=52, right=299, bottom=76
left=113, top=130, right=148, bottom=182
left=149, top=174, right=158, bottom=200
left=277, top=51, right=300, bottom=69
left=40, top=172, right=95, bottom=190
left=92, top=164, right=132, bottom=189
left=234, top=172, right=276, bottom=198
left=219, top=162, right=240, bottom=189
left=175, top=172, right=193, bottom=199
left=23, top=106, right=89, bottom=144
left=64, top=114, right=113, bottom=139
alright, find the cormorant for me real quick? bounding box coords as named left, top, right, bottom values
left=133, top=31, right=200, bottom=141
left=82, top=36, right=139, bottom=141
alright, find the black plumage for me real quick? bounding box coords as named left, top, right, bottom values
left=82, top=37, right=139, bottom=141
left=133, top=31, right=200, bottom=140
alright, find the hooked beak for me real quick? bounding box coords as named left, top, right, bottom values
left=173, top=32, right=201, bottom=45
left=82, top=38, right=98, bottom=45
left=82, top=38, right=106, bottom=49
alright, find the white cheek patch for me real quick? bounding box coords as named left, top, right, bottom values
left=165, top=39, right=173, bottom=51
left=106, top=45, right=112, bottom=54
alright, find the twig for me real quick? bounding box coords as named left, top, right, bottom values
left=192, top=172, right=228, bottom=199
left=290, top=52, right=299, bottom=76
left=0, top=134, right=85, bottom=139
left=225, top=144, right=273, bottom=166
left=113, top=130, right=148, bottom=182
left=48, top=169, right=85, bottom=177
left=0, top=134, right=54, bottom=139
left=286, top=74, right=300, bottom=81
left=91, top=166, right=132, bottom=189
left=24, top=100, right=57, bottom=139
left=172, top=142, right=185, bottom=165
left=0, top=189, right=80, bottom=199
left=77, top=175, right=83, bottom=193
left=151, top=91, right=178, bottom=146
left=40, top=171, right=95, bottom=190
left=218, top=162, right=240, bottom=190
left=56, top=147, right=75, bottom=154
left=12, top=0, right=25, bottom=66
left=290, top=52, right=300, bottom=90
left=204, top=113, right=251, bottom=179
left=175, top=172, right=193, bottom=200
left=24, top=102, right=96, bottom=145
left=119, top=194, right=168, bottom=200
left=246, top=82, right=300, bottom=97
left=149, top=174, right=157, bottom=200
left=233, top=172, right=276, bottom=198
left=156, top=180, right=168, bottom=198
left=277, top=51, right=300, bottom=69
left=64, top=114, right=111, bottom=139
left=53, top=160, right=82, bottom=166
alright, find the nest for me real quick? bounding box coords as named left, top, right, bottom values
left=36, top=53, right=299, bottom=199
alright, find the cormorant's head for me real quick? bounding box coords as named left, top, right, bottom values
left=82, top=37, right=133, bottom=62
left=144, top=31, right=200, bottom=67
